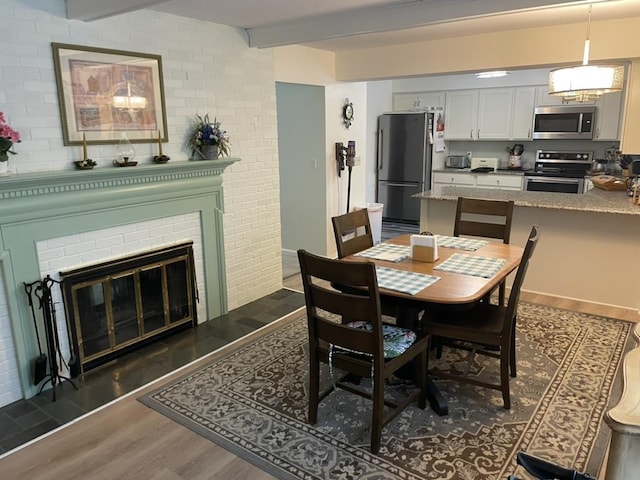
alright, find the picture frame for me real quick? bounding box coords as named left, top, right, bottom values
left=52, top=43, right=168, bottom=146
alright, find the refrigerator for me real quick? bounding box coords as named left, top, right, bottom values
left=376, top=112, right=434, bottom=224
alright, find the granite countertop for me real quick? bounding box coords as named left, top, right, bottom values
left=433, top=168, right=527, bottom=176
left=415, top=185, right=640, bottom=216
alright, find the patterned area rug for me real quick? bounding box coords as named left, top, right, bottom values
left=139, top=303, right=632, bottom=480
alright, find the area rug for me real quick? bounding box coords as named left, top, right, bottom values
left=139, top=303, right=633, bottom=480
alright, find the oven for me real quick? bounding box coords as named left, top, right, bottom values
left=523, top=150, right=592, bottom=194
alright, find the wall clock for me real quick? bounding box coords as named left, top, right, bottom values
left=342, top=100, right=354, bottom=128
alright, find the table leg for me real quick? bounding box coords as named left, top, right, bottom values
left=394, top=303, right=449, bottom=416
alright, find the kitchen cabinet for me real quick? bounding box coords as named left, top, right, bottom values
left=393, top=91, right=445, bottom=111
left=594, top=91, right=623, bottom=141
left=444, top=88, right=513, bottom=140
left=534, top=85, right=596, bottom=106
left=432, top=171, right=522, bottom=195
left=510, top=87, right=536, bottom=140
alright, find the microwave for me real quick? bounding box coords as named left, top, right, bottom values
left=532, top=105, right=596, bottom=140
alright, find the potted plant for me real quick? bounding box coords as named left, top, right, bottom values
left=186, top=114, right=230, bottom=159
left=0, top=112, right=21, bottom=174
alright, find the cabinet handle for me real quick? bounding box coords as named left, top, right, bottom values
left=596, top=128, right=600, bottom=139
left=528, top=129, right=531, bottom=138
left=470, top=129, right=473, bottom=139
left=477, top=129, right=480, bottom=139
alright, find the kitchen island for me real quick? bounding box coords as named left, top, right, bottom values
left=415, top=186, right=640, bottom=312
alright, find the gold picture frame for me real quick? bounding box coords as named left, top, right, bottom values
left=52, top=43, right=168, bottom=145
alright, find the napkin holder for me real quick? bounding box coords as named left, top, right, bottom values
left=411, top=234, right=439, bottom=263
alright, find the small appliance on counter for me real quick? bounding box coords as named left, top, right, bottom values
left=470, top=157, right=498, bottom=172
left=445, top=154, right=470, bottom=169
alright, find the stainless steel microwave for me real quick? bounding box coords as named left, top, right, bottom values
left=532, top=105, right=596, bottom=140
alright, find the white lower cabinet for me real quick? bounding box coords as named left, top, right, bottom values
left=432, top=171, right=522, bottom=195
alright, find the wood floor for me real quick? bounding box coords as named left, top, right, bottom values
left=0, top=276, right=636, bottom=480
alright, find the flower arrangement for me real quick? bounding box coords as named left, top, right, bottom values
left=0, top=112, right=21, bottom=162
left=186, top=113, right=230, bottom=157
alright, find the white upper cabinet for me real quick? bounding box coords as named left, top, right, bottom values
left=393, top=91, right=445, bottom=111
left=534, top=85, right=596, bottom=106
left=445, top=88, right=512, bottom=140
left=594, top=91, right=624, bottom=141
left=477, top=88, right=514, bottom=139
left=510, top=87, right=536, bottom=140
left=444, top=90, right=478, bottom=139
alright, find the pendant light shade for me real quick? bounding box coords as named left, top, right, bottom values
left=548, top=5, right=624, bottom=102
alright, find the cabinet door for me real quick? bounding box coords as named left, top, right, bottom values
left=444, top=90, right=478, bottom=140
left=594, top=91, right=623, bottom=141
left=477, top=88, right=513, bottom=140
left=535, top=85, right=596, bottom=106
left=393, top=91, right=445, bottom=111
left=510, top=87, right=536, bottom=140
left=476, top=174, right=522, bottom=190
left=393, top=93, right=420, bottom=111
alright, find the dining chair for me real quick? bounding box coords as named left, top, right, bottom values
left=454, top=197, right=515, bottom=305
left=297, top=249, right=430, bottom=453
left=423, top=225, right=539, bottom=409
left=331, top=208, right=374, bottom=258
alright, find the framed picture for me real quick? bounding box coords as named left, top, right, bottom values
left=52, top=43, right=168, bottom=145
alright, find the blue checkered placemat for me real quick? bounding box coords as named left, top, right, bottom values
left=375, top=266, right=440, bottom=295
left=434, top=253, right=506, bottom=278
left=356, top=243, right=411, bottom=263
left=434, top=235, right=488, bottom=251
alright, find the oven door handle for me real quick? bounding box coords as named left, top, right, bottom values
left=526, top=176, right=581, bottom=184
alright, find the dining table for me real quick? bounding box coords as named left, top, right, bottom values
left=343, top=233, right=525, bottom=415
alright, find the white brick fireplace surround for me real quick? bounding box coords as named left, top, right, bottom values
left=0, top=160, right=236, bottom=406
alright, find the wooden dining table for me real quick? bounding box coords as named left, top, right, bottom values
left=344, top=233, right=525, bottom=415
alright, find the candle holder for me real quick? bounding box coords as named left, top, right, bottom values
left=74, top=134, right=96, bottom=169
left=153, top=130, right=170, bottom=164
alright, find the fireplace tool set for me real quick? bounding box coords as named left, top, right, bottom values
left=24, top=275, right=79, bottom=401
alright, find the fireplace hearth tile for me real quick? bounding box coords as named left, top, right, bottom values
left=0, top=288, right=304, bottom=455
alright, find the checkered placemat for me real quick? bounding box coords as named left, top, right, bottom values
left=356, top=243, right=411, bottom=263
left=434, top=253, right=506, bottom=278
left=435, top=235, right=488, bottom=251
left=375, top=266, right=440, bottom=295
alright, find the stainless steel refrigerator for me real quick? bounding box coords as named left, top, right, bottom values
left=376, top=112, right=434, bottom=224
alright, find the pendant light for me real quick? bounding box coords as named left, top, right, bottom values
left=548, top=5, right=624, bottom=103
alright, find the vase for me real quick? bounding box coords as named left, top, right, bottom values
left=197, top=144, right=219, bottom=160
left=0, top=156, right=9, bottom=177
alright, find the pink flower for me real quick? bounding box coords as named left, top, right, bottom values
left=0, top=112, right=21, bottom=157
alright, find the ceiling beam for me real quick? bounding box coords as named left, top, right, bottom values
left=65, top=0, right=166, bottom=21
left=246, top=0, right=597, bottom=48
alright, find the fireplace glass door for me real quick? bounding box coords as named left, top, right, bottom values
left=61, top=243, right=197, bottom=373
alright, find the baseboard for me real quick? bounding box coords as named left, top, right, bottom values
left=520, top=289, right=639, bottom=323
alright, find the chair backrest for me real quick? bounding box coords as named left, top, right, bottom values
left=453, top=197, right=514, bottom=244
left=332, top=209, right=374, bottom=258
left=505, top=225, right=540, bottom=323
left=297, top=249, right=384, bottom=360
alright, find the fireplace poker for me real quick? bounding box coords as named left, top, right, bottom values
left=24, top=281, right=48, bottom=385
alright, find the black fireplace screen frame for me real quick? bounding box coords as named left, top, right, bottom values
left=60, top=242, right=198, bottom=373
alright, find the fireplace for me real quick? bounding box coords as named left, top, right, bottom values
left=0, top=159, right=237, bottom=406
left=61, top=242, right=198, bottom=373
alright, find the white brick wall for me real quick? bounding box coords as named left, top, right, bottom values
left=0, top=0, right=284, bottom=405
left=0, top=274, right=22, bottom=406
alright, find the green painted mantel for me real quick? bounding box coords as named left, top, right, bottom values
left=0, top=159, right=239, bottom=399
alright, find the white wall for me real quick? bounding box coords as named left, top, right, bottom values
left=1, top=0, right=282, bottom=311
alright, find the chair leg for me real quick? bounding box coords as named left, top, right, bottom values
left=510, top=325, right=517, bottom=377
left=308, top=356, right=320, bottom=424
left=416, top=350, right=427, bottom=409
left=370, top=366, right=385, bottom=453
left=500, top=354, right=511, bottom=410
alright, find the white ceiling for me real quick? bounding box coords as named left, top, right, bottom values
left=65, top=0, right=640, bottom=51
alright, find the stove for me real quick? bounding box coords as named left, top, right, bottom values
left=523, top=150, right=593, bottom=194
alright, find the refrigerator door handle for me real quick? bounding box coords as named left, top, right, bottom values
left=377, top=129, right=383, bottom=170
